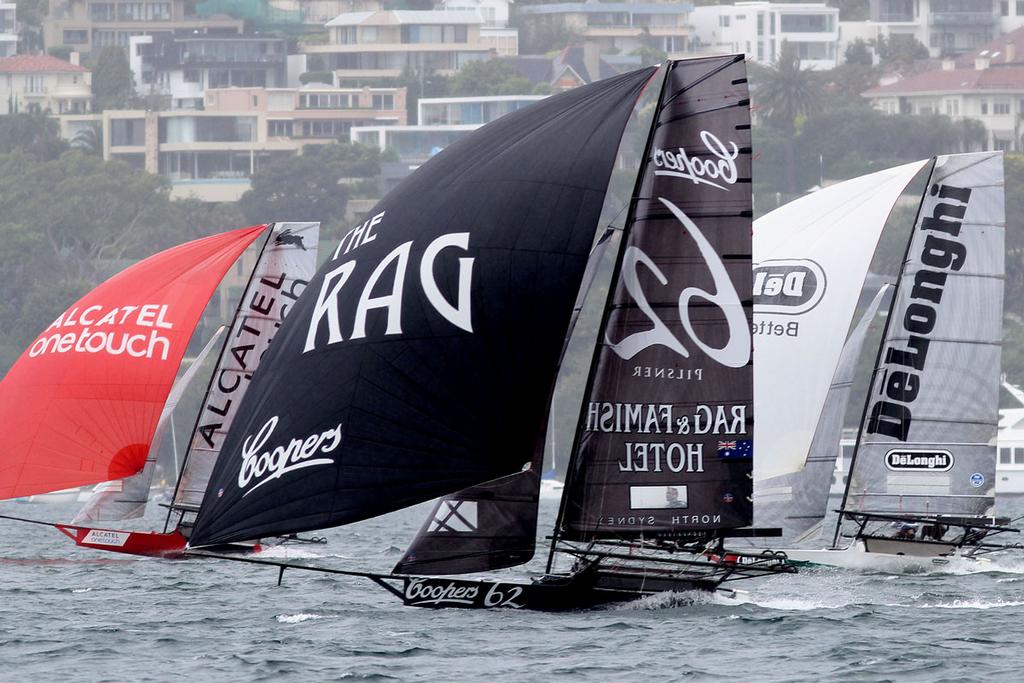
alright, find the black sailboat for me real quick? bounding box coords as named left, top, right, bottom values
left=187, top=56, right=794, bottom=610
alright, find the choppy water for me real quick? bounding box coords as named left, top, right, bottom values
left=4, top=497, right=1024, bottom=682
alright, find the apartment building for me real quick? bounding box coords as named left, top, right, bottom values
left=354, top=92, right=544, bottom=169
left=516, top=2, right=694, bottom=56
left=59, top=84, right=405, bottom=201
left=0, top=54, right=91, bottom=115
left=0, top=3, right=16, bottom=58
left=44, top=0, right=243, bottom=56
left=418, top=94, right=545, bottom=125
left=863, top=55, right=1024, bottom=149
left=842, top=0, right=1019, bottom=59
left=440, top=0, right=518, bottom=55
left=130, top=33, right=289, bottom=109
left=305, top=9, right=497, bottom=84
left=691, top=2, right=840, bottom=69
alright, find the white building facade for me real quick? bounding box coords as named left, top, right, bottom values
left=0, top=3, right=15, bottom=58
left=691, top=2, right=840, bottom=69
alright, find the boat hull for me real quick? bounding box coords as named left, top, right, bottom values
left=55, top=524, right=189, bottom=558
left=396, top=565, right=719, bottom=611
left=782, top=540, right=984, bottom=573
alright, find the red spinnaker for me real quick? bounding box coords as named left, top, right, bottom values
left=0, top=225, right=268, bottom=500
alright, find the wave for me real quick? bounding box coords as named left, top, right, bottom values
left=274, top=613, right=323, bottom=624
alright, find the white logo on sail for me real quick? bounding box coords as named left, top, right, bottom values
left=607, top=198, right=751, bottom=368
left=237, top=416, right=342, bottom=496
left=653, top=131, right=739, bottom=191
left=429, top=500, right=478, bottom=533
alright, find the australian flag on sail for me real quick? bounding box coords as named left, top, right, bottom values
left=718, top=439, right=752, bottom=459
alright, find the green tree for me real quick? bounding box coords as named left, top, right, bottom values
left=448, top=59, right=532, bottom=96
left=844, top=39, right=874, bottom=66
left=239, top=143, right=388, bottom=234
left=751, top=42, right=823, bottom=192
left=0, top=113, right=69, bottom=160
left=519, top=17, right=581, bottom=55
left=874, top=34, right=929, bottom=67
left=71, top=121, right=104, bottom=156
left=91, top=46, right=136, bottom=111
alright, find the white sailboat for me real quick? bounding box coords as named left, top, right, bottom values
left=768, top=152, right=1019, bottom=570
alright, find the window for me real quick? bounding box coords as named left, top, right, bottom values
left=183, top=69, right=200, bottom=83
left=268, top=120, right=293, bottom=136
left=1016, top=448, right=1024, bottom=464
left=63, top=29, right=88, bottom=44
left=110, top=118, right=145, bottom=146
left=719, top=15, right=731, bottom=28
left=25, top=75, right=44, bottom=93
left=994, top=100, right=1011, bottom=115
left=1003, top=0, right=1009, bottom=14
left=372, top=93, right=393, bottom=109
left=1001, top=448, right=1012, bottom=464
left=89, top=3, right=115, bottom=20
left=757, top=14, right=763, bottom=35
left=945, top=99, right=959, bottom=116
left=1018, top=0, right=1024, bottom=15
left=981, top=101, right=989, bottom=114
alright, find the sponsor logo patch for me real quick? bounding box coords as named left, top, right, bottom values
left=753, top=259, right=826, bottom=315
left=884, top=449, right=954, bottom=472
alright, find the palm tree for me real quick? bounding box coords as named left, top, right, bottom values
left=752, top=42, right=823, bottom=193
left=71, top=122, right=103, bottom=156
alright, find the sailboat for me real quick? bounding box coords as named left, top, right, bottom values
left=0, top=222, right=319, bottom=558
left=184, top=56, right=795, bottom=610
left=751, top=160, right=929, bottom=545
left=762, top=152, right=1020, bottom=570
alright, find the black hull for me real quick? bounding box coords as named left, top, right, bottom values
left=394, top=564, right=722, bottom=611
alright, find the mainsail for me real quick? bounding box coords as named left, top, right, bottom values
left=842, top=152, right=1005, bottom=518
left=168, top=222, right=319, bottom=532
left=189, top=68, right=659, bottom=547
left=0, top=225, right=268, bottom=501
left=557, top=54, right=756, bottom=540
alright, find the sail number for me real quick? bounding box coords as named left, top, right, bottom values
left=608, top=198, right=751, bottom=368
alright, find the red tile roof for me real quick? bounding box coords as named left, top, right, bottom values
left=864, top=65, right=1024, bottom=95
left=0, top=54, right=89, bottom=74
left=956, top=26, right=1024, bottom=67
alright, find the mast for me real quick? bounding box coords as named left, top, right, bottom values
left=546, top=61, right=676, bottom=571
left=163, top=225, right=274, bottom=533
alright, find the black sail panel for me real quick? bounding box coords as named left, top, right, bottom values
left=559, top=55, right=755, bottom=541
left=393, top=469, right=541, bottom=575
left=189, top=68, right=657, bottom=547
left=393, top=70, right=669, bottom=575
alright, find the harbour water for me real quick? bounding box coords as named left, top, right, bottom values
left=3, top=496, right=1024, bottom=682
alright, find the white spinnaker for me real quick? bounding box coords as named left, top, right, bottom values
left=754, top=285, right=890, bottom=542
left=753, top=161, right=927, bottom=484
left=71, top=326, right=225, bottom=524
left=171, top=222, right=320, bottom=513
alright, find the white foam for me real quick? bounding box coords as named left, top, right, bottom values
left=275, top=613, right=323, bottom=624
left=920, top=599, right=1024, bottom=610
left=255, top=546, right=323, bottom=560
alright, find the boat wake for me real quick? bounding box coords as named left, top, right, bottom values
left=274, top=613, right=324, bottom=624
left=255, top=546, right=324, bottom=560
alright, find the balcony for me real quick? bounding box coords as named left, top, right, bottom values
left=929, top=11, right=996, bottom=25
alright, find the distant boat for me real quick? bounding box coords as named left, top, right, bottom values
left=0, top=223, right=320, bottom=558
left=185, top=56, right=794, bottom=610
left=772, top=152, right=1021, bottom=571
